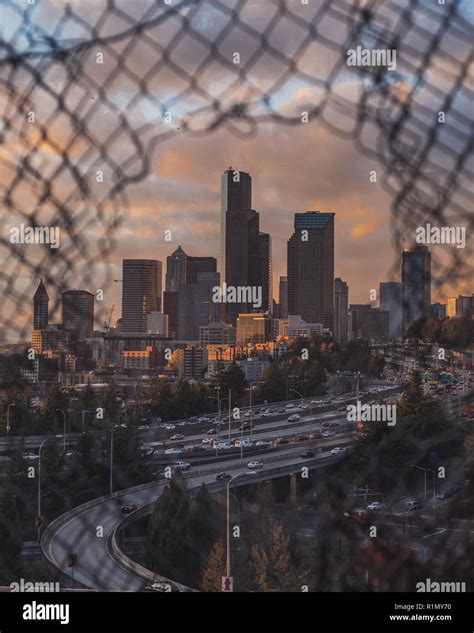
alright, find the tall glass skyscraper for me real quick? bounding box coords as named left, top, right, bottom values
left=61, top=290, right=94, bottom=340
left=401, top=245, right=431, bottom=334
left=287, top=211, right=335, bottom=331
left=121, top=259, right=162, bottom=332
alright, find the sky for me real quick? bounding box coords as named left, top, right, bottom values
left=0, top=0, right=472, bottom=339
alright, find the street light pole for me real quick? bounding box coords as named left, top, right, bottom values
left=37, top=438, right=48, bottom=542
left=6, top=403, right=15, bottom=437
left=56, top=409, right=66, bottom=452
left=410, top=464, right=435, bottom=516
left=226, top=474, right=244, bottom=579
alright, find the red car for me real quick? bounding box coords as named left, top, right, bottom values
left=121, top=503, right=138, bottom=514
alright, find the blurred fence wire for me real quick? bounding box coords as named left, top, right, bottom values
left=0, top=0, right=472, bottom=340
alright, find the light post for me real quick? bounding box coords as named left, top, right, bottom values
left=37, top=438, right=48, bottom=542
left=56, top=409, right=67, bottom=452
left=226, top=473, right=245, bottom=579
left=290, top=388, right=303, bottom=408
left=6, top=403, right=15, bottom=437
left=410, top=464, right=436, bottom=518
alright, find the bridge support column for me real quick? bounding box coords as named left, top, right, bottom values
left=289, top=473, right=297, bottom=506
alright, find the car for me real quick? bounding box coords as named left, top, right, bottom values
left=260, top=412, right=272, bottom=418
left=215, top=442, right=233, bottom=450
left=288, top=414, right=301, bottom=422
left=164, top=448, right=183, bottom=455
left=247, top=461, right=263, bottom=469
left=22, top=452, right=39, bottom=460
left=164, top=424, right=175, bottom=430
left=406, top=500, right=422, bottom=511
left=286, top=403, right=295, bottom=409
left=202, top=437, right=212, bottom=444
left=274, top=437, right=289, bottom=445
left=331, top=447, right=346, bottom=455
left=337, top=406, right=347, bottom=411
left=170, top=434, right=184, bottom=441
left=367, top=502, right=385, bottom=511
left=215, top=472, right=232, bottom=481
left=121, top=503, right=138, bottom=514
left=255, top=440, right=271, bottom=447
left=322, top=431, right=335, bottom=437
left=206, top=428, right=216, bottom=435
left=300, top=404, right=308, bottom=409
left=172, top=461, right=191, bottom=471
left=245, top=470, right=257, bottom=476
left=178, top=421, right=187, bottom=426
left=300, top=450, right=315, bottom=458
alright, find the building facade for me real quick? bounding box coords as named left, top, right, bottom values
left=122, top=259, right=162, bottom=333
left=380, top=281, right=403, bottom=340
left=334, top=277, right=349, bottom=342
left=401, top=245, right=431, bottom=334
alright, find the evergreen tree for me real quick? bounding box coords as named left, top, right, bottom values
left=200, top=540, right=225, bottom=592
left=0, top=488, right=22, bottom=583
left=213, top=362, right=248, bottom=405
left=149, top=377, right=177, bottom=421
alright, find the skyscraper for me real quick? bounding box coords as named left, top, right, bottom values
left=122, top=259, right=162, bottom=332
left=380, top=282, right=403, bottom=340
left=220, top=167, right=252, bottom=283
left=334, top=278, right=349, bottom=342
left=287, top=212, right=335, bottom=331
left=186, top=256, right=217, bottom=284
left=33, top=279, right=49, bottom=330
left=177, top=272, right=220, bottom=340
left=165, top=246, right=187, bottom=291
left=257, top=232, right=272, bottom=313
left=279, top=276, right=288, bottom=319
left=401, top=245, right=431, bottom=334
left=61, top=290, right=94, bottom=340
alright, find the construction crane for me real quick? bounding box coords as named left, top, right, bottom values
left=104, top=304, right=115, bottom=331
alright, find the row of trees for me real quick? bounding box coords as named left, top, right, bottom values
left=407, top=316, right=474, bottom=347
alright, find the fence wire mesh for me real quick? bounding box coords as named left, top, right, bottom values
left=0, top=0, right=473, bottom=593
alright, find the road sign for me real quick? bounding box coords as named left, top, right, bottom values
left=222, top=576, right=233, bottom=592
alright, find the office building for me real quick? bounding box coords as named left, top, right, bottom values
left=431, top=303, right=447, bottom=320
left=277, top=315, right=329, bottom=338
left=349, top=304, right=372, bottom=339
left=334, top=278, right=349, bottom=342
left=178, top=346, right=208, bottom=380
left=287, top=211, right=335, bottom=331
left=447, top=295, right=474, bottom=319
left=186, top=256, right=217, bottom=284
left=177, top=272, right=220, bottom=341
left=199, top=322, right=236, bottom=346
left=236, top=313, right=272, bottom=345
left=122, top=259, right=162, bottom=332
left=279, top=276, right=288, bottom=319
left=163, top=291, right=178, bottom=339
left=147, top=312, right=169, bottom=336
left=165, top=246, right=187, bottom=292
left=33, top=279, right=49, bottom=330
left=61, top=290, right=94, bottom=340
left=401, top=245, right=431, bottom=334
left=360, top=309, right=389, bottom=342
left=380, top=282, right=403, bottom=340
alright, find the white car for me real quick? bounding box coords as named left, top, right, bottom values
left=255, top=440, right=271, bottom=447
left=202, top=437, right=212, bottom=444
left=247, top=461, right=263, bottom=469
left=286, top=403, right=295, bottom=409
left=322, top=431, right=335, bottom=437
left=331, top=447, right=346, bottom=455
left=23, top=452, right=39, bottom=461
left=172, top=462, right=191, bottom=471
left=300, top=404, right=308, bottom=409
left=367, top=502, right=385, bottom=511
left=164, top=448, right=183, bottom=455
left=164, top=424, right=175, bottom=430
left=288, top=414, right=301, bottom=422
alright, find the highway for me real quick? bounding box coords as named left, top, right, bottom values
left=41, top=441, right=349, bottom=591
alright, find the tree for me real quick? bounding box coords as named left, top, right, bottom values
left=200, top=540, right=226, bottom=592
left=149, top=377, right=177, bottom=421
left=214, top=362, right=248, bottom=405
left=367, top=354, right=385, bottom=378
left=0, top=489, right=22, bottom=583
left=254, top=363, right=287, bottom=403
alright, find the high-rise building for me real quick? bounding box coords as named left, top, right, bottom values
left=447, top=295, right=474, bottom=319
left=163, top=291, right=178, bottom=339
left=360, top=309, right=389, bottom=342
left=380, top=282, right=403, bottom=340
left=287, top=212, right=335, bottom=331
left=61, top=290, right=94, bottom=340
left=401, top=245, right=431, bottom=334
left=178, top=346, right=208, bottom=380
left=186, top=256, right=217, bottom=284
left=236, top=313, right=272, bottom=345
left=147, top=312, right=169, bottom=336
left=33, top=279, right=49, bottom=330
left=165, top=246, right=187, bottom=292
left=349, top=304, right=372, bottom=339
left=334, top=278, right=349, bottom=342
left=258, top=232, right=272, bottom=313
left=122, top=259, right=162, bottom=332
left=279, top=276, right=288, bottom=319
left=220, top=167, right=252, bottom=283
left=177, top=272, right=220, bottom=341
